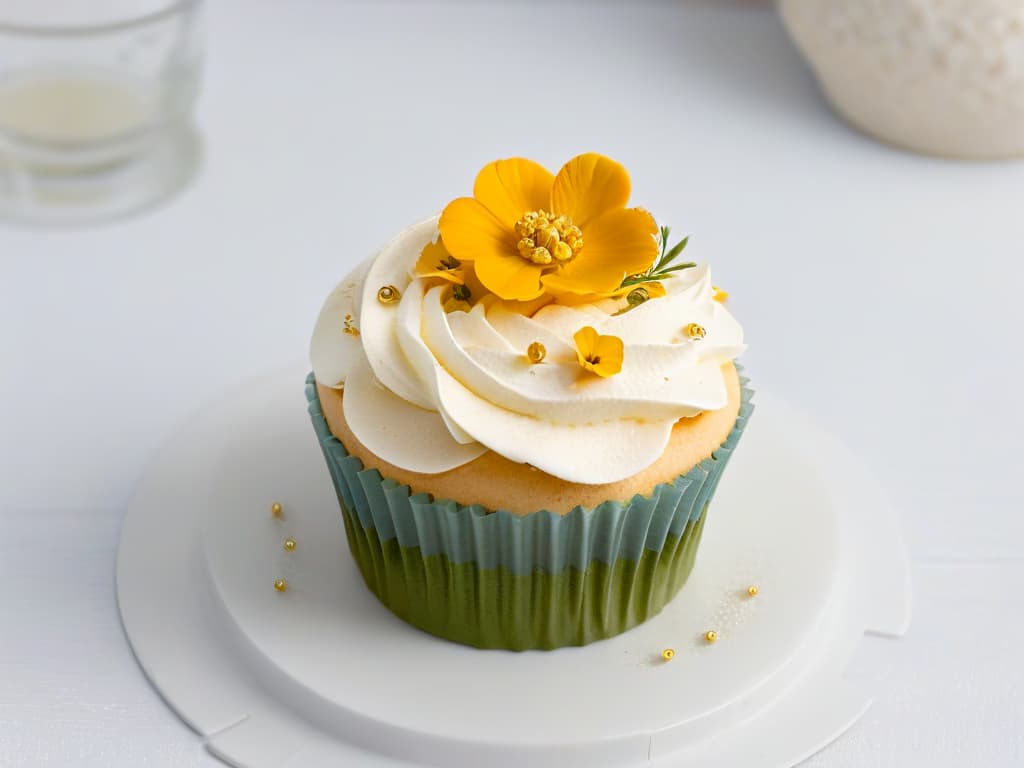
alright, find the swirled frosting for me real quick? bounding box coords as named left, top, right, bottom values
left=311, top=217, right=745, bottom=484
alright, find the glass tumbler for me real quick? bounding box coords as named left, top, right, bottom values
left=0, top=0, right=202, bottom=224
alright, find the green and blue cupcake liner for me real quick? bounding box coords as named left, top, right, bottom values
left=306, top=372, right=753, bottom=651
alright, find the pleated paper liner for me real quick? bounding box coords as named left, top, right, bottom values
left=306, top=372, right=754, bottom=651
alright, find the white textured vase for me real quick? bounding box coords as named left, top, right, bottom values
left=779, top=0, right=1024, bottom=159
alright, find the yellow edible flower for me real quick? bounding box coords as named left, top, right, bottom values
left=416, top=236, right=493, bottom=312
left=438, top=153, right=658, bottom=302
left=442, top=284, right=472, bottom=313
left=573, top=326, right=624, bottom=378
left=416, top=238, right=466, bottom=285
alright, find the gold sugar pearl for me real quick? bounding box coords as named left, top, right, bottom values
left=377, top=285, right=401, bottom=304
left=747, top=585, right=759, bottom=597
left=284, top=538, right=297, bottom=552
left=661, top=648, right=675, bottom=661
left=274, top=578, right=288, bottom=592
left=271, top=502, right=283, bottom=518
left=527, top=341, right=546, bottom=364
left=685, top=323, right=707, bottom=341
left=704, top=630, right=718, bottom=644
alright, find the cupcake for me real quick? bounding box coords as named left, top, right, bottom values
left=307, top=153, right=751, bottom=650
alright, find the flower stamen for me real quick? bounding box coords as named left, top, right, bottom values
left=514, top=209, right=584, bottom=266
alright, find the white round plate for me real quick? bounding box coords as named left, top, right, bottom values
left=117, top=365, right=910, bottom=768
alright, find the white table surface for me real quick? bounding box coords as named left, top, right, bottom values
left=2, top=1, right=1023, bottom=766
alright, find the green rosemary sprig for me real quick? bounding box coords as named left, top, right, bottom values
left=619, top=226, right=695, bottom=289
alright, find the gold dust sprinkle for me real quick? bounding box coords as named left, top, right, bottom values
left=284, top=538, right=297, bottom=552
left=377, top=285, right=401, bottom=304
left=704, top=630, right=718, bottom=644
left=661, top=648, right=675, bottom=661
left=685, top=323, right=707, bottom=341
left=342, top=313, right=360, bottom=336
left=274, top=579, right=288, bottom=592
left=271, top=502, right=283, bottom=518
left=747, top=585, right=759, bottom=597
left=712, top=285, right=729, bottom=303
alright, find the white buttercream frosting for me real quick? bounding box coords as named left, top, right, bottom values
left=310, top=216, right=745, bottom=484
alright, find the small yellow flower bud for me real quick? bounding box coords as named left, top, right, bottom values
left=627, top=286, right=650, bottom=307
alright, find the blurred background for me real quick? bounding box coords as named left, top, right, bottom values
left=1, top=1, right=1022, bottom=766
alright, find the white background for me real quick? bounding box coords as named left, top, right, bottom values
left=2, top=0, right=1023, bottom=765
